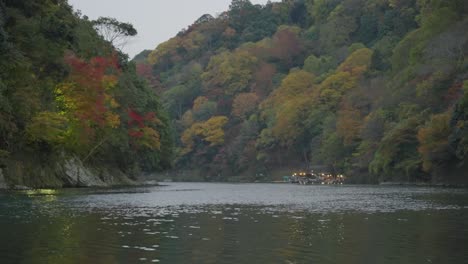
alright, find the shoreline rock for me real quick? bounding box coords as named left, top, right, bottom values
left=0, top=156, right=140, bottom=190
left=61, top=158, right=107, bottom=187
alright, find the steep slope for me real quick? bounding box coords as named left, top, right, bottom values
left=0, top=0, right=173, bottom=188
left=138, top=0, right=468, bottom=183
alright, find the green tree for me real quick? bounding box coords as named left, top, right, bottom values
left=92, top=17, right=137, bottom=49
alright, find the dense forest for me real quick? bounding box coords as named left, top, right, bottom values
left=0, top=0, right=172, bottom=187
left=135, top=0, right=468, bottom=183
left=0, top=0, right=467, bottom=187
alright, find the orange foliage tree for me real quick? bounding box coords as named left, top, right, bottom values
left=336, top=100, right=364, bottom=145
left=232, top=93, right=259, bottom=119
left=127, top=108, right=161, bottom=150
left=55, top=54, right=121, bottom=148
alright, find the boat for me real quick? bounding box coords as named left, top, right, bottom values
left=289, top=171, right=346, bottom=185
left=290, top=171, right=321, bottom=185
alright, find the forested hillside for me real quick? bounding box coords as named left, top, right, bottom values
left=0, top=0, right=172, bottom=187
left=136, top=0, right=468, bottom=183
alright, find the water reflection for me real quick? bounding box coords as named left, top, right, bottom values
left=0, top=183, right=467, bottom=264
left=24, top=189, right=59, bottom=196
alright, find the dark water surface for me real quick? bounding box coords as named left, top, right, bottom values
left=1, top=183, right=468, bottom=264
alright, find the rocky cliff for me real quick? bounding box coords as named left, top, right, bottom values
left=0, top=156, right=136, bottom=189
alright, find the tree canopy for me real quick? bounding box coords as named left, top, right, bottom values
left=134, top=0, right=468, bottom=183
left=0, top=1, right=172, bottom=187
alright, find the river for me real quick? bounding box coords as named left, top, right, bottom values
left=1, top=183, right=467, bottom=264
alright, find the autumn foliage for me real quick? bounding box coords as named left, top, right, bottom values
left=417, top=112, right=451, bottom=172
left=181, top=116, right=228, bottom=154
left=127, top=108, right=161, bottom=150
left=55, top=54, right=121, bottom=142
left=232, top=93, right=259, bottom=119
left=0, top=0, right=174, bottom=188
left=133, top=0, right=468, bottom=182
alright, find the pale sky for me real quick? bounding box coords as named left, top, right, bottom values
left=68, top=0, right=274, bottom=58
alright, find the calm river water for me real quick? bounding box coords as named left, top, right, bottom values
left=1, top=183, right=468, bottom=264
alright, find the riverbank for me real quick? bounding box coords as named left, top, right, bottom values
left=0, top=155, right=140, bottom=190
left=2, top=162, right=467, bottom=190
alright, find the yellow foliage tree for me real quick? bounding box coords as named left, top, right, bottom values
left=262, top=70, right=315, bottom=110
left=193, top=96, right=209, bottom=112
left=260, top=70, right=316, bottom=146
left=26, top=111, right=68, bottom=145
left=317, top=48, right=373, bottom=108
left=272, top=96, right=311, bottom=146
left=139, top=127, right=161, bottom=150
left=202, top=50, right=258, bottom=95
left=337, top=48, right=373, bottom=73
left=417, top=112, right=451, bottom=172
left=181, top=116, right=228, bottom=154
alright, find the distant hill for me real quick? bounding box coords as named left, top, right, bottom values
left=135, top=0, right=468, bottom=183
left=133, top=50, right=153, bottom=62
